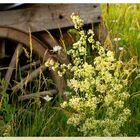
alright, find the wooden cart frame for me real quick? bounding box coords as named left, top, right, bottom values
left=0, top=4, right=106, bottom=102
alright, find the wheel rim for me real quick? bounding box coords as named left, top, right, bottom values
left=0, top=26, right=64, bottom=102
left=0, top=26, right=51, bottom=60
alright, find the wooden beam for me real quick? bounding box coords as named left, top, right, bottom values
left=18, top=89, right=57, bottom=102
left=20, top=60, right=41, bottom=71
left=12, top=64, right=47, bottom=92
left=0, top=4, right=102, bottom=33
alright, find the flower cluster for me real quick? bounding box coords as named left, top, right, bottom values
left=71, top=13, right=84, bottom=30
left=45, top=58, right=71, bottom=77
left=45, top=13, right=135, bottom=136
left=2, top=125, right=12, bottom=136
left=52, top=45, right=62, bottom=52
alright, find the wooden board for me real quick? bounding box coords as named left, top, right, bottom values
left=0, top=4, right=102, bottom=33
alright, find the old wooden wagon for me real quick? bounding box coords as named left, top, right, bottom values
left=0, top=3, right=106, bottom=102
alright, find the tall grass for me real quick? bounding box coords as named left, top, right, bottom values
left=101, top=4, right=140, bottom=136
left=1, top=4, right=140, bottom=136
left=0, top=26, right=76, bottom=137
left=101, top=4, right=140, bottom=61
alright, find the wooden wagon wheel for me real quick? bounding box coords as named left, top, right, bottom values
left=0, top=26, right=66, bottom=103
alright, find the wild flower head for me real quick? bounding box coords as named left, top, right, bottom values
left=71, top=13, right=84, bottom=30
left=45, top=13, right=135, bottom=136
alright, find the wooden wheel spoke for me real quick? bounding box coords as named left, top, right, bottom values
left=40, top=33, right=58, bottom=49
left=4, top=43, right=23, bottom=87
left=20, top=60, right=41, bottom=71
left=12, top=64, right=47, bottom=92
left=18, top=89, right=57, bottom=102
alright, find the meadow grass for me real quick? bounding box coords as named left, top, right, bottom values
left=0, top=4, right=140, bottom=136
left=101, top=4, right=140, bottom=136
left=101, top=4, right=140, bottom=61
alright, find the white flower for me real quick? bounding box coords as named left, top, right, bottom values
left=71, top=13, right=84, bottom=30
left=53, top=45, right=62, bottom=52
left=118, top=47, right=124, bottom=51
left=129, top=27, right=136, bottom=31
left=88, top=29, right=94, bottom=35
left=61, top=101, right=68, bottom=108
left=106, top=51, right=113, bottom=57
left=43, top=95, right=53, bottom=102
left=58, top=71, right=63, bottom=77
left=114, top=37, right=121, bottom=42
left=45, top=59, right=54, bottom=67
left=112, top=20, right=118, bottom=23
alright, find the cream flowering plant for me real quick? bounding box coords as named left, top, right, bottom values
left=45, top=13, right=136, bottom=136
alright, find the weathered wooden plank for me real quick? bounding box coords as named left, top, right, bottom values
left=0, top=4, right=102, bottom=33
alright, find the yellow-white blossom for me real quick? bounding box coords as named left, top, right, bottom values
left=71, top=13, right=83, bottom=30
left=46, top=13, right=135, bottom=136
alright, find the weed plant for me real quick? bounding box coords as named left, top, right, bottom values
left=0, top=4, right=140, bottom=136
left=45, top=13, right=139, bottom=136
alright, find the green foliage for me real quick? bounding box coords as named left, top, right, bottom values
left=0, top=80, right=16, bottom=136
left=45, top=13, right=137, bottom=136
left=101, top=4, right=140, bottom=136
left=101, top=4, right=140, bottom=62
left=8, top=101, right=78, bottom=136
left=1, top=4, right=140, bottom=136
